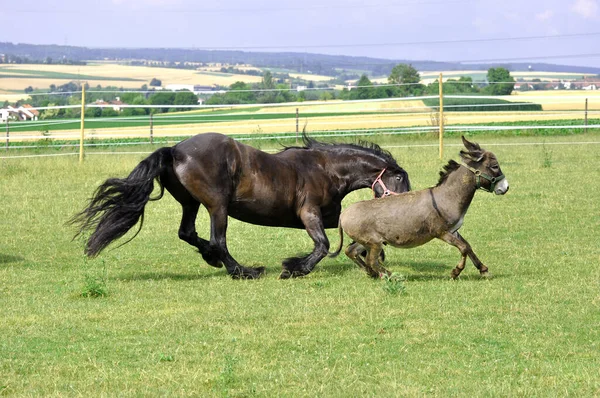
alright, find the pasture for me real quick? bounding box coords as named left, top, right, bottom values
left=1, top=132, right=599, bottom=396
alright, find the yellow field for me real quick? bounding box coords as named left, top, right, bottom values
left=255, top=99, right=427, bottom=114
left=0, top=63, right=264, bottom=100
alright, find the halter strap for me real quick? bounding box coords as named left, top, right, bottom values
left=371, top=168, right=400, bottom=198
left=461, top=163, right=505, bottom=193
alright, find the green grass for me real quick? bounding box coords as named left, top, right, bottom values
left=1, top=133, right=599, bottom=396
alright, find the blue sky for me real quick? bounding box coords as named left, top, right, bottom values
left=2, top=0, right=600, bottom=67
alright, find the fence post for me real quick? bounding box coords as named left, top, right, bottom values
left=584, top=98, right=588, bottom=134
left=5, top=118, right=8, bottom=150
left=296, top=107, right=299, bottom=144
left=438, top=72, right=444, bottom=159
left=150, top=113, right=154, bottom=144
left=79, top=84, right=86, bottom=163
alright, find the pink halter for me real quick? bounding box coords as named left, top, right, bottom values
left=371, top=168, right=400, bottom=198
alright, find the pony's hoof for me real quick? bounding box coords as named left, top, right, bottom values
left=480, top=270, right=492, bottom=279
left=450, top=269, right=461, bottom=279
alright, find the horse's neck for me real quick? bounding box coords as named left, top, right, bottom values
left=431, top=167, right=478, bottom=223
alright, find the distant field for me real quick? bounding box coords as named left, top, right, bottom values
left=0, top=64, right=264, bottom=99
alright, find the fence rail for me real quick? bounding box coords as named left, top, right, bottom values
left=2, top=78, right=599, bottom=159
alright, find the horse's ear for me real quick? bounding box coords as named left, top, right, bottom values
left=460, top=136, right=484, bottom=162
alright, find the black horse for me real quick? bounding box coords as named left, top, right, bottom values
left=71, top=132, right=411, bottom=279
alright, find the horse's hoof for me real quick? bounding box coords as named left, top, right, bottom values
left=232, top=266, right=265, bottom=280
left=279, top=269, right=292, bottom=279
left=450, top=269, right=461, bottom=279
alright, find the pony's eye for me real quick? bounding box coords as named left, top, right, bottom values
left=396, top=176, right=402, bottom=181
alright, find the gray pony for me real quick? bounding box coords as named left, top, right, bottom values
left=329, top=136, right=509, bottom=279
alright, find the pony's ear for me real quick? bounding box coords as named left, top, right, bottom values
left=460, top=136, right=484, bottom=162
left=462, top=136, right=481, bottom=152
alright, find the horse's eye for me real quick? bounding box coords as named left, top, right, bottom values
left=396, top=176, right=402, bottom=181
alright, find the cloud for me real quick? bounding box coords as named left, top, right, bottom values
left=535, top=9, right=554, bottom=21
left=571, top=0, right=599, bottom=18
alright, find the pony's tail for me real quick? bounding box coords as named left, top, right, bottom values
left=328, top=220, right=344, bottom=258
left=69, top=147, right=173, bottom=257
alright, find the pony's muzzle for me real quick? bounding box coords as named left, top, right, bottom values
left=494, top=178, right=509, bottom=195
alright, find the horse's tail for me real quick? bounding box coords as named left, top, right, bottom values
left=69, top=146, right=173, bottom=257
left=327, top=219, right=345, bottom=258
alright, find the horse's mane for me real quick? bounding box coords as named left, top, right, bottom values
left=436, top=160, right=461, bottom=187
left=281, top=131, right=398, bottom=166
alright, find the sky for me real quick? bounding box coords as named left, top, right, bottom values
left=2, top=0, right=600, bottom=68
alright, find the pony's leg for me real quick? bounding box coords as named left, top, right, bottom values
left=344, top=242, right=377, bottom=278
left=439, top=232, right=489, bottom=279
left=456, top=232, right=490, bottom=277
left=345, top=242, right=380, bottom=278
left=280, top=207, right=329, bottom=279
left=209, top=206, right=265, bottom=279
left=364, top=243, right=391, bottom=278
left=161, top=171, right=221, bottom=267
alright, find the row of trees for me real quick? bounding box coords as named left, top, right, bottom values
left=205, top=65, right=516, bottom=105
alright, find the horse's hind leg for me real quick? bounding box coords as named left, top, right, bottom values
left=209, top=206, right=265, bottom=279
left=161, top=169, right=222, bottom=267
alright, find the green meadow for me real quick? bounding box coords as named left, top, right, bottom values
left=0, top=132, right=599, bottom=396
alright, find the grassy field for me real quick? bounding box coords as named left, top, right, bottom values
left=0, top=132, right=599, bottom=396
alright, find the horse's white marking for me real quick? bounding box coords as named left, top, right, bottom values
left=495, top=178, right=509, bottom=195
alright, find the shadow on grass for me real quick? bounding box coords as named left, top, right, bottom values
left=395, top=261, right=507, bottom=281
left=113, top=271, right=224, bottom=282
left=0, top=253, right=25, bottom=265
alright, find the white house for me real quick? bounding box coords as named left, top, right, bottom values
left=1, top=105, right=39, bottom=122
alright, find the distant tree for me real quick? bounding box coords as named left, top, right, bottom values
left=262, top=71, right=275, bottom=90
left=320, top=91, right=334, bottom=101
left=174, top=90, right=199, bottom=110
left=148, top=92, right=175, bottom=112
left=485, top=67, right=515, bottom=95
left=24, top=86, right=34, bottom=93
left=388, top=63, right=423, bottom=96
left=356, top=74, right=374, bottom=99
left=149, top=78, right=162, bottom=87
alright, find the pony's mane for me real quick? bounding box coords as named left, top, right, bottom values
left=281, top=132, right=398, bottom=166
left=436, top=160, right=461, bottom=187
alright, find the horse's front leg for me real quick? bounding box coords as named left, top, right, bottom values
left=280, top=206, right=329, bottom=279
left=209, top=207, right=265, bottom=279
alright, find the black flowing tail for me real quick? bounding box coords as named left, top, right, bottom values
left=70, top=147, right=174, bottom=257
